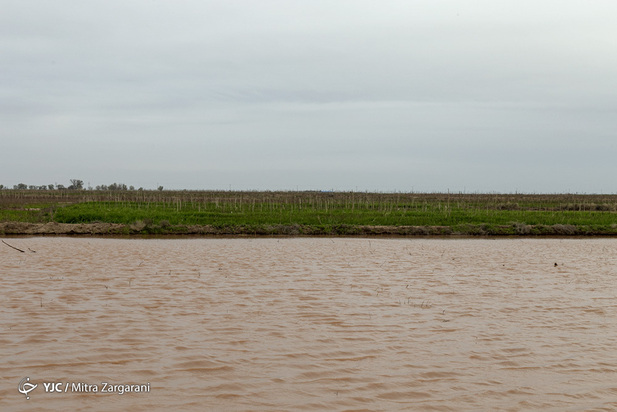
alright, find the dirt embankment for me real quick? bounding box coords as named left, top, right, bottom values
left=0, top=222, right=454, bottom=236
left=2, top=221, right=617, bottom=237
left=0, top=222, right=127, bottom=235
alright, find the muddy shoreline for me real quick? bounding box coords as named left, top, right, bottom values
left=1, top=221, right=616, bottom=237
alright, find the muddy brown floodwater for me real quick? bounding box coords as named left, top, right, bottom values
left=2, top=237, right=617, bottom=411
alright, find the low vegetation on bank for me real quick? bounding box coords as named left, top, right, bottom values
left=1, top=188, right=617, bottom=236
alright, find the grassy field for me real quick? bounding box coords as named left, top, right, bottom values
left=2, top=189, right=617, bottom=235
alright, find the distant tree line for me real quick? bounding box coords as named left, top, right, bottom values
left=1, top=180, right=164, bottom=191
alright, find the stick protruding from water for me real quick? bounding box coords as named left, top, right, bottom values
left=2, top=240, right=26, bottom=253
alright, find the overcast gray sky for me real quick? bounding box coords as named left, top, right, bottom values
left=2, top=0, right=616, bottom=192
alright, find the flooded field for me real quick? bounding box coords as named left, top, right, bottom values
left=2, top=237, right=617, bottom=411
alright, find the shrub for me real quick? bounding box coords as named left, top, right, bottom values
left=130, top=221, right=147, bottom=231
left=551, top=224, right=577, bottom=235
left=511, top=222, right=532, bottom=235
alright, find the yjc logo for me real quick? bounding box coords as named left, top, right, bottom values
left=18, top=377, right=37, bottom=400
left=42, top=382, right=64, bottom=393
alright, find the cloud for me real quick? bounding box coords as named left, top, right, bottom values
left=1, top=0, right=616, bottom=192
